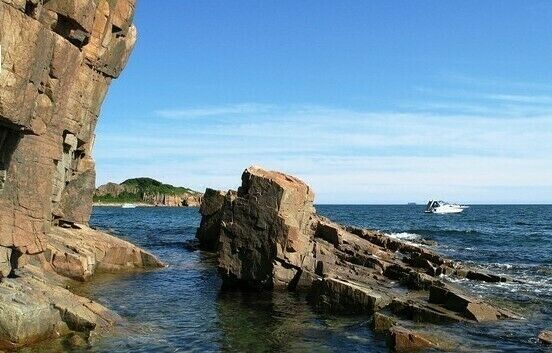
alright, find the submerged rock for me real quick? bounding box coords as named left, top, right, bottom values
left=197, top=166, right=520, bottom=351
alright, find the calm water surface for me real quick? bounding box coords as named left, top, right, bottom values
left=30, top=205, right=552, bottom=352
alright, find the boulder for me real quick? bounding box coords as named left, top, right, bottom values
left=38, top=225, right=164, bottom=281
left=538, top=330, right=552, bottom=345
left=428, top=285, right=509, bottom=322
left=309, top=277, right=391, bottom=314
left=372, top=312, right=397, bottom=332
left=217, top=166, right=316, bottom=290
left=0, top=267, right=119, bottom=350
left=388, top=326, right=438, bottom=352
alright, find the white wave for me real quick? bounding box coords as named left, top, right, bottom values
left=387, top=232, right=421, bottom=240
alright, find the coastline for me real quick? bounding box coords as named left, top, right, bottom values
left=93, top=203, right=199, bottom=208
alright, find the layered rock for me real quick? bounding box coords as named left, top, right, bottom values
left=0, top=265, right=119, bottom=350
left=197, top=166, right=520, bottom=351
left=0, top=0, right=163, bottom=348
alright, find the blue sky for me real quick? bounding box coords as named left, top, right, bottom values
left=95, top=1, right=552, bottom=204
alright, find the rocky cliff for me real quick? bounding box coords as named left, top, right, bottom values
left=0, top=0, right=163, bottom=349
left=197, top=167, right=520, bottom=352
left=94, top=177, right=203, bottom=207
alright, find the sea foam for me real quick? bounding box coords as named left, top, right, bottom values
left=387, top=232, right=421, bottom=240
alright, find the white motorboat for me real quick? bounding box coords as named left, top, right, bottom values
left=424, top=200, right=467, bottom=214
left=121, top=203, right=137, bottom=209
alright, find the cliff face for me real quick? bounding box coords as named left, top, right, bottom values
left=0, top=1, right=164, bottom=349
left=0, top=0, right=136, bottom=254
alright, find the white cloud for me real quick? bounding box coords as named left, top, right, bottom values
left=154, top=103, right=273, bottom=119
left=94, top=103, right=552, bottom=204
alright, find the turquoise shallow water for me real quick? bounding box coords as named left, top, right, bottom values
left=28, top=205, right=552, bottom=352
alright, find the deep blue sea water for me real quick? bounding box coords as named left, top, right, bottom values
left=45, top=205, right=552, bottom=352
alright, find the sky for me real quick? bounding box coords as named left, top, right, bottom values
left=95, top=1, right=552, bottom=204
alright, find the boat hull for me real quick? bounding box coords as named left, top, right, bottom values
left=426, top=206, right=464, bottom=214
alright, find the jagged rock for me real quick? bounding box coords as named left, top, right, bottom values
left=196, top=189, right=232, bottom=251
left=217, top=166, right=316, bottom=290
left=428, top=285, right=511, bottom=322
left=0, top=0, right=136, bottom=252
left=538, top=330, right=552, bottom=344
left=199, top=166, right=520, bottom=352
left=388, top=326, right=439, bottom=352
left=372, top=312, right=397, bottom=332
left=310, top=277, right=391, bottom=314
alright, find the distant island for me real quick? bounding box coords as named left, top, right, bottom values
left=94, top=178, right=203, bottom=207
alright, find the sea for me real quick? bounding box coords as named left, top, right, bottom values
left=21, top=205, right=552, bottom=353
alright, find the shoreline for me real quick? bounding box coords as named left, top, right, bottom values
left=93, top=203, right=199, bottom=208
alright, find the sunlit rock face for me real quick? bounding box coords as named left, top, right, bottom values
left=0, top=1, right=166, bottom=348
left=0, top=0, right=136, bottom=256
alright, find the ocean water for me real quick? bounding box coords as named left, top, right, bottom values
left=28, top=205, right=552, bottom=352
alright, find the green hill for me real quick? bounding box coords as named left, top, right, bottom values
left=93, top=177, right=201, bottom=205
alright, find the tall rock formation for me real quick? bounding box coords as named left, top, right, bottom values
left=197, top=166, right=520, bottom=352
left=0, top=0, right=136, bottom=254
left=0, top=0, right=163, bottom=349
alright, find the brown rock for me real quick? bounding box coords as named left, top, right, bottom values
left=44, top=225, right=164, bottom=281
left=428, top=285, right=505, bottom=322
left=538, top=330, right=552, bottom=345
left=201, top=167, right=520, bottom=352
left=217, top=166, right=316, bottom=290
left=196, top=189, right=231, bottom=251
left=372, top=312, right=397, bottom=332
left=388, top=326, right=438, bottom=352
left=310, top=277, right=391, bottom=314
left=390, top=298, right=465, bottom=324
left=0, top=266, right=120, bottom=350
left=0, top=0, right=138, bottom=251
left=0, top=1, right=164, bottom=349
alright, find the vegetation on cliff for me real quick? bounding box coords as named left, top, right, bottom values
left=94, top=178, right=201, bottom=206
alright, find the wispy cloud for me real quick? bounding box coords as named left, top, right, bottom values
left=95, top=74, right=552, bottom=203
left=155, top=103, right=273, bottom=119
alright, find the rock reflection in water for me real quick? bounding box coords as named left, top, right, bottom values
left=216, top=290, right=384, bottom=353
